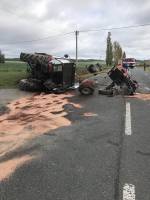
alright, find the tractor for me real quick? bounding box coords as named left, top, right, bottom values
left=19, top=53, right=76, bottom=93
left=19, top=52, right=102, bottom=95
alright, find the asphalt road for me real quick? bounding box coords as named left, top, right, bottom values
left=0, top=67, right=150, bottom=200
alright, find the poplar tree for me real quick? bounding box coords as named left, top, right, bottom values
left=106, top=32, right=113, bottom=66
left=113, top=41, right=123, bottom=65
left=122, top=51, right=126, bottom=59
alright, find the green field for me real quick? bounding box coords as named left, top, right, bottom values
left=76, top=60, right=106, bottom=75
left=0, top=61, right=27, bottom=88
left=0, top=60, right=107, bottom=88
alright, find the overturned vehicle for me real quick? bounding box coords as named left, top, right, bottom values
left=79, top=65, right=138, bottom=96
left=19, top=53, right=76, bottom=93
left=98, top=66, right=138, bottom=96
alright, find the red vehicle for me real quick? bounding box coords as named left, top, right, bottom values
left=122, top=58, right=136, bottom=68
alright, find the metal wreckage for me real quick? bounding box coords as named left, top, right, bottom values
left=19, top=52, right=138, bottom=96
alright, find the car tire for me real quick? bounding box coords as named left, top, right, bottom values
left=79, top=87, right=94, bottom=95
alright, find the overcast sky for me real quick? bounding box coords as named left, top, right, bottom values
left=0, top=0, right=150, bottom=59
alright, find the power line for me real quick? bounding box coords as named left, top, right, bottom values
left=80, top=23, right=150, bottom=32
left=2, top=31, right=74, bottom=45
left=2, top=23, right=150, bottom=46
left=2, top=23, right=150, bottom=47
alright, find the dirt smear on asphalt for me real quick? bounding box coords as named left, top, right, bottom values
left=0, top=92, right=82, bottom=180
left=0, top=155, right=32, bottom=181
left=127, top=93, right=150, bottom=101
left=83, top=112, right=98, bottom=117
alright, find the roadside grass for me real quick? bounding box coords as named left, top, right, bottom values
left=137, top=65, right=150, bottom=72
left=0, top=60, right=108, bottom=88
left=146, top=67, right=150, bottom=72
left=0, top=62, right=27, bottom=88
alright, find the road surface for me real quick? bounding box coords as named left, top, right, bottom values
left=0, top=67, right=150, bottom=200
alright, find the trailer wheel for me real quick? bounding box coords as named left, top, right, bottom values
left=79, top=87, right=94, bottom=95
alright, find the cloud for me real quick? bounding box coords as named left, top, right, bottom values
left=0, top=0, right=150, bottom=59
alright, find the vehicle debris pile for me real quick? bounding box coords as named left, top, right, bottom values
left=98, top=65, right=138, bottom=96
left=79, top=64, right=138, bottom=96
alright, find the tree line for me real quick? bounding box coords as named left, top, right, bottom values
left=106, top=32, right=126, bottom=66
left=0, top=50, right=5, bottom=63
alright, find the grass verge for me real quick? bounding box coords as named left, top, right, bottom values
left=0, top=62, right=27, bottom=88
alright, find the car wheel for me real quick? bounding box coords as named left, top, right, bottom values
left=79, top=87, right=94, bottom=95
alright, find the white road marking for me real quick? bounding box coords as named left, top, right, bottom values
left=125, top=102, right=132, bottom=136
left=123, top=104, right=135, bottom=199
left=123, top=183, right=136, bottom=200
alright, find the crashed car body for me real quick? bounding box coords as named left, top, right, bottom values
left=106, top=65, right=138, bottom=95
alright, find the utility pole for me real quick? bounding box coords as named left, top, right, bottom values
left=75, top=30, right=79, bottom=66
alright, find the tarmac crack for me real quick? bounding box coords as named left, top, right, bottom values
left=136, top=150, right=150, bottom=157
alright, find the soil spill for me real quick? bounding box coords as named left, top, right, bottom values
left=0, top=93, right=82, bottom=154
left=83, top=112, right=98, bottom=117
left=127, top=93, right=150, bottom=101
left=0, top=155, right=33, bottom=181
left=0, top=92, right=82, bottom=180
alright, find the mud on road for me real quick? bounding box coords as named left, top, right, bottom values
left=0, top=89, right=91, bottom=181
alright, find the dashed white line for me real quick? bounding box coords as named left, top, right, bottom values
left=123, top=103, right=135, bottom=199
left=123, top=183, right=136, bottom=200
left=125, top=102, right=132, bottom=136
